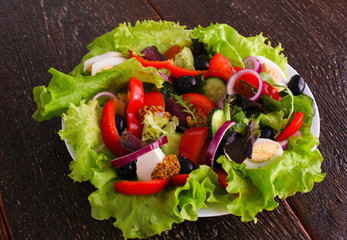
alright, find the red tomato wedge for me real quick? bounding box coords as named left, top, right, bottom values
left=204, top=53, right=236, bottom=82
left=126, top=77, right=144, bottom=138
left=214, top=169, right=228, bottom=190
left=163, top=45, right=181, bottom=59
left=275, top=112, right=304, bottom=141
left=170, top=174, right=190, bottom=186
left=179, top=127, right=209, bottom=166
left=143, top=91, right=165, bottom=108
left=182, top=93, right=215, bottom=116
left=114, top=179, right=170, bottom=195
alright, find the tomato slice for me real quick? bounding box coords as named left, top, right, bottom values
left=214, top=169, right=228, bottom=190
left=143, top=91, right=165, bottom=108
left=179, top=127, right=208, bottom=166
left=163, top=45, right=181, bottom=59
left=275, top=112, right=304, bottom=141
left=170, top=174, right=190, bottom=186
left=114, top=179, right=170, bottom=195
left=182, top=93, right=215, bottom=116
left=126, top=77, right=144, bottom=138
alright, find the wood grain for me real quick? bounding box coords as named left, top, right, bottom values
left=0, top=0, right=346, bottom=239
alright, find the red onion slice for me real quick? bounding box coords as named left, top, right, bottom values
left=111, top=135, right=168, bottom=168
left=242, top=56, right=261, bottom=73
left=92, top=91, right=118, bottom=101
left=226, top=69, right=264, bottom=101
left=158, top=71, right=173, bottom=84
left=277, top=139, right=289, bottom=150
left=205, top=121, right=236, bottom=167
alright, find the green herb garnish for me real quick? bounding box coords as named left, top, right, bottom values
left=170, top=93, right=197, bottom=122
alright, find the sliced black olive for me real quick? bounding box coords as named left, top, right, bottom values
left=173, top=75, right=197, bottom=94
left=115, top=114, right=126, bottom=134
left=260, top=126, right=275, bottom=139
left=116, top=160, right=137, bottom=180
left=194, top=55, right=210, bottom=70
left=288, top=74, right=305, bottom=95
left=178, top=156, right=195, bottom=174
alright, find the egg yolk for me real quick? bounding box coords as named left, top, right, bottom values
left=250, top=141, right=281, bottom=163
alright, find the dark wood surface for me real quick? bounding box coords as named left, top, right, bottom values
left=0, top=0, right=346, bottom=239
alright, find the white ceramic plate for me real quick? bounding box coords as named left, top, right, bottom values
left=62, top=64, right=320, bottom=218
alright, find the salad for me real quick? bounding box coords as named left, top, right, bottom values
left=33, top=21, right=325, bottom=239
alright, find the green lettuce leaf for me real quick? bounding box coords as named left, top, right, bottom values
left=215, top=126, right=325, bottom=222
left=89, top=181, right=184, bottom=239
left=246, top=127, right=325, bottom=199
left=33, top=58, right=164, bottom=122
left=58, top=100, right=113, bottom=182
left=174, top=47, right=195, bottom=70
left=175, top=166, right=220, bottom=220
left=192, top=24, right=287, bottom=75
left=113, top=20, right=192, bottom=55
left=216, top=156, right=278, bottom=222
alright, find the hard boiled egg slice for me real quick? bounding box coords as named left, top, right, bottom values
left=256, top=56, right=287, bottom=89
left=244, top=138, right=283, bottom=169
left=136, top=148, right=165, bottom=181
left=83, top=51, right=125, bottom=72
left=91, top=57, right=128, bottom=76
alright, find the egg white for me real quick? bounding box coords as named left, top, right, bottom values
left=256, top=56, right=287, bottom=86
left=83, top=51, right=125, bottom=72
left=91, top=57, right=128, bottom=76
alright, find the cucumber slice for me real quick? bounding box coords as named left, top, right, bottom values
left=203, top=77, right=227, bottom=103
left=160, top=131, right=183, bottom=155
left=224, top=101, right=231, bottom=121
left=207, top=108, right=227, bottom=138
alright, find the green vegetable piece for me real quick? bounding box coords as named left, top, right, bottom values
left=171, top=93, right=197, bottom=122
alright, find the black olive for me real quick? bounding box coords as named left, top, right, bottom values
left=178, top=156, right=196, bottom=174
left=173, top=75, right=197, bottom=94
left=194, top=55, right=210, bottom=70
left=288, top=74, right=305, bottom=95
left=192, top=39, right=207, bottom=56
left=115, top=114, right=126, bottom=134
left=160, top=82, right=174, bottom=101
left=260, top=126, right=275, bottom=139
left=116, top=160, right=137, bottom=180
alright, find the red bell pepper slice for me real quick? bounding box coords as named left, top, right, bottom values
left=179, top=127, right=209, bottom=167
left=127, top=77, right=144, bottom=139
left=204, top=53, right=236, bottom=82
left=182, top=93, right=216, bottom=116
left=100, top=99, right=129, bottom=156
left=114, top=179, right=170, bottom=195
left=163, top=45, right=181, bottom=59
left=143, top=91, right=165, bottom=108
left=275, top=112, right=304, bottom=141
left=214, top=169, right=228, bottom=190
left=130, top=52, right=204, bottom=78
left=234, top=67, right=281, bottom=101
left=170, top=174, right=190, bottom=186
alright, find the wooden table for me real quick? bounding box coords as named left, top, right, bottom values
left=1, top=0, right=346, bottom=239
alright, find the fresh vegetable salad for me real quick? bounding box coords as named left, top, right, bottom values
left=33, top=21, right=325, bottom=239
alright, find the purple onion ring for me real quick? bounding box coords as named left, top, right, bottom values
left=226, top=69, right=264, bottom=101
